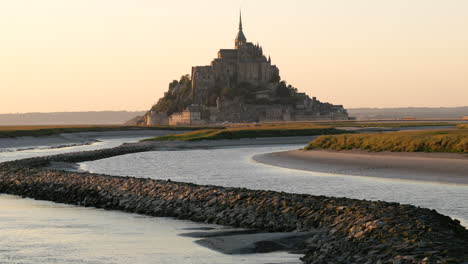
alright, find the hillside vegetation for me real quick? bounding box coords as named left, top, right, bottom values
left=150, top=74, right=303, bottom=117
left=305, top=130, right=468, bottom=153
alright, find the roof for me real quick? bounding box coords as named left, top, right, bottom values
left=236, top=30, right=247, bottom=42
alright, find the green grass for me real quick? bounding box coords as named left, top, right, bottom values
left=1, top=121, right=454, bottom=139
left=249, top=121, right=454, bottom=128
left=0, top=125, right=224, bottom=138
left=142, top=121, right=456, bottom=142
left=143, top=126, right=349, bottom=142
left=305, top=129, right=468, bottom=153
left=321, top=122, right=454, bottom=128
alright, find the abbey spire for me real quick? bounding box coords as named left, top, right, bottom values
left=239, top=11, right=243, bottom=31
left=235, top=10, right=247, bottom=48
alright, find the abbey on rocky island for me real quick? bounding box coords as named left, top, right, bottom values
left=139, top=13, right=350, bottom=126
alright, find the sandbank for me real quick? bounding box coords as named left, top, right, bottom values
left=253, top=149, right=468, bottom=185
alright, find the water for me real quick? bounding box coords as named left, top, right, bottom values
left=1, top=134, right=467, bottom=263
left=0, top=133, right=302, bottom=264
left=0, top=195, right=300, bottom=264
left=80, top=145, right=468, bottom=227
left=0, top=130, right=176, bottom=163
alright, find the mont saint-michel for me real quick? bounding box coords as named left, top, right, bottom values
left=137, top=14, right=350, bottom=126
left=2, top=2, right=468, bottom=264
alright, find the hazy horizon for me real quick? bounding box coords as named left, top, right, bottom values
left=1, top=0, right=467, bottom=114
left=2, top=105, right=468, bottom=116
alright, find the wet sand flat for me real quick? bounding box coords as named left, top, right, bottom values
left=253, top=150, right=468, bottom=185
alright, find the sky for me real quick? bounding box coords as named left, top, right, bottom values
left=0, top=0, right=467, bottom=114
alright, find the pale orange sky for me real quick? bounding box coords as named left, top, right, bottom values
left=1, top=0, right=467, bottom=114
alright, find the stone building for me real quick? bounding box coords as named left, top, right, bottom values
left=191, top=13, right=279, bottom=104
left=145, top=111, right=168, bottom=126
left=141, top=12, right=350, bottom=125
left=168, top=105, right=206, bottom=126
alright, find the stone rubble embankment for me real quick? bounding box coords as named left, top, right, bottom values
left=0, top=145, right=467, bottom=264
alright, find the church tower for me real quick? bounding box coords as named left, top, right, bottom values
left=235, top=11, right=247, bottom=49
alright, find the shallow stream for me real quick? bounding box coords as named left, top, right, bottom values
left=80, top=145, right=468, bottom=228
left=1, top=133, right=467, bottom=263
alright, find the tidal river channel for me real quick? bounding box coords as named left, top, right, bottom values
left=80, top=145, right=468, bottom=228
left=1, top=132, right=467, bottom=264
left=0, top=132, right=301, bottom=264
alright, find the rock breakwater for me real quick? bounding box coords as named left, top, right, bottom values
left=0, top=147, right=467, bottom=263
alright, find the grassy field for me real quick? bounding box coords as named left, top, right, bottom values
left=321, top=122, right=454, bottom=128
left=0, top=125, right=223, bottom=138
left=141, top=121, right=456, bottom=142
left=143, top=124, right=349, bottom=141
left=305, top=129, right=468, bottom=153
left=236, top=121, right=456, bottom=128
left=225, top=121, right=454, bottom=129
left=0, top=121, right=455, bottom=139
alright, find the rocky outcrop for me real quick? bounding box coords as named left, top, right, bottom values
left=0, top=148, right=467, bottom=263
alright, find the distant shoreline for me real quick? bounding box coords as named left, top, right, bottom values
left=1, top=108, right=466, bottom=126
left=253, top=149, right=468, bottom=185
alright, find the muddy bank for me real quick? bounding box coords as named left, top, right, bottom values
left=0, top=162, right=467, bottom=263
left=0, top=130, right=186, bottom=150
left=0, top=136, right=314, bottom=168
left=254, top=150, right=468, bottom=185
left=193, top=231, right=320, bottom=255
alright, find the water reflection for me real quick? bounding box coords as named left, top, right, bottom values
left=0, top=195, right=301, bottom=264
left=80, top=145, right=468, bottom=227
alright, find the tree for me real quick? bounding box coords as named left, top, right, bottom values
left=270, top=73, right=281, bottom=83
left=151, top=74, right=193, bottom=115
left=276, top=81, right=290, bottom=97
left=179, top=74, right=191, bottom=85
